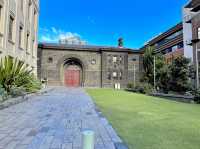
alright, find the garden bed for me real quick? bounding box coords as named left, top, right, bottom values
left=150, top=92, right=194, bottom=103
left=0, top=88, right=53, bottom=110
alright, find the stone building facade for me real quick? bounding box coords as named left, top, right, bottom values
left=38, top=43, right=141, bottom=88
left=0, top=0, right=39, bottom=74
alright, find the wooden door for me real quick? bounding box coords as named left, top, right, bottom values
left=65, top=70, right=80, bottom=87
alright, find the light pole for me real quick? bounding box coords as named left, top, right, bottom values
left=153, top=56, right=156, bottom=90
left=195, top=43, right=199, bottom=89
left=132, top=58, right=137, bottom=88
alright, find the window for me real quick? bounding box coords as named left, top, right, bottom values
left=108, top=55, right=112, bottom=63
left=119, top=56, right=123, bottom=64
left=8, top=16, right=14, bottom=41
left=91, top=59, right=96, bottom=65
left=119, top=71, right=123, bottom=80
left=177, top=42, right=184, bottom=49
left=113, top=72, right=117, bottom=77
left=33, top=9, right=37, bottom=30
left=21, top=0, right=23, bottom=12
left=107, top=71, right=111, bottom=80
left=198, top=27, right=200, bottom=39
left=19, top=26, right=23, bottom=48
left=28, top=0, right=31, bottom=21
left=48, top=57, right=53, bottom=63
left=26, top=33, right=29, bottom=52
left=32, top=39, right=35, bottom=56
left=172, top=45, right=178, bottom=52
left=113, top=56, right=117, bottom=63
left=0, top=5, right=2, bottom=31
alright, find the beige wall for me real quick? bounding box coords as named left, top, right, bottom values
left=0, top=0, right=39, bottom=74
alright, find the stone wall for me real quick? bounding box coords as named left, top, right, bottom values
left=38, top=47, right=141, bottom=88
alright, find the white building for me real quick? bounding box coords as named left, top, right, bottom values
left=0, top=0, right=39, bottom=74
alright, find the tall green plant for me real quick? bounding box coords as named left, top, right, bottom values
left=155, top=54, right=170, bottom=92
left=169, top=56, right=191, bottom=92
left=143, top=46, right=155, bottom=84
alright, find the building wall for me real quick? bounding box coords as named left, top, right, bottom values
left=0, top=0, right=39, bottom=74
left=191, top=13, right=200, bottom=64
left=38, top=47, right=141, bottom=88
left=38, top=48, right=102, bottom=87
left=183, top=8, right=194, bottom=62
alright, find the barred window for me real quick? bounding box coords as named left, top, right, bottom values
left=8, top=16, right=14, bottom=41
left=119, top=71, right=123, bottom=80
left=113, top=71, right=117, bottom=78
left=113, top=56, right=117, bottom=63
left=119, top=56, right=123, bottom=64
left=107, top=71, right=111, bottom=80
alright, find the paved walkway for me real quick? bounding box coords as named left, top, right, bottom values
left=0, top=87, right=122, bottom=149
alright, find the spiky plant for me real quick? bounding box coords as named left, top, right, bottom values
left=0, top=56, right=41, bottom=93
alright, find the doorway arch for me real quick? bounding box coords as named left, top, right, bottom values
left=63, top=58, right=83, bottom=87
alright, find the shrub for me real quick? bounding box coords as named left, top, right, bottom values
left=127, top=83, right=134, bottom=89
left=127, top=82, right=153, bottom=94
left=194, top=89, right=200, bottom=104
left=130, top=83, right=153, bottom=94
left=9, top=86, right=26, bottom=98
left=0, top=56, right=41, bottom=94
left=0, top=84, right=8, bottom=102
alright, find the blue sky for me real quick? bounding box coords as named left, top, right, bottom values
left=39, top=0, right=188, bottom=49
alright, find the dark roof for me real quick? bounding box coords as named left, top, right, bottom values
left=38, top=43, right=141, bottom=54
left=140, top=22, right=183, bottom=50
left=185, top=0, right=200, bottom=9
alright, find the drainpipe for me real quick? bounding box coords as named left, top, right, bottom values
left=100, top=50, right=103, bottom=88
left=195, top=43, right=199, bottom=89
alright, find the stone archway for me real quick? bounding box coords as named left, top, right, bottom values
left=57, top=55, right=87, bottom=87
left=63, top=58, right=83, bottom=87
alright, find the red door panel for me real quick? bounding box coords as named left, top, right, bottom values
left=65, top=70, right=80, bottom=87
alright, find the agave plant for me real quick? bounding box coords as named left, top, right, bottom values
left=0, top=56, right=41, bottom=93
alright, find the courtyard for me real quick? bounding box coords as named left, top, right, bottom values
left=87, top=89, right=200, bottom=149
left=0, top=88, right=121, bottom=149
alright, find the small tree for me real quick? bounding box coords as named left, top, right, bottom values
left=169, top=56, right=191, bottom=92
left=155, top=54, right=170, bottom=92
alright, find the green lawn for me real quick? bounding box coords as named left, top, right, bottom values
left=86, top=89, right=200, bottom=149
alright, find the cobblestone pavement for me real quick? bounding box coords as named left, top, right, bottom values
left=0, top=87, right=122, bottom=149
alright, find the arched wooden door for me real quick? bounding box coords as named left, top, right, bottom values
left=64, top=65, right=81, bottom=87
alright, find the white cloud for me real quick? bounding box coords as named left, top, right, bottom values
left=39, top=27, right=87, bottom=45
